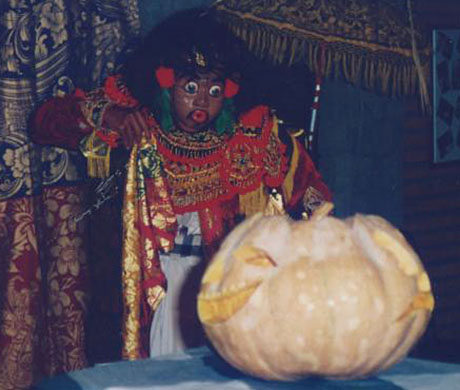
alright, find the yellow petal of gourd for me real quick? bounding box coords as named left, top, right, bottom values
left=201, top=255, right=225, bottom=285
left=396, top=292, right=435, bottom=321
left=417, top=272, right=431, bottom=292
left=233, top=245, right=276, bottom=267
left=373, top=230, right=419, bottom=276
left=198, top=282, right=261, bottom=324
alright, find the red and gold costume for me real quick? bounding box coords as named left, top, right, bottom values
left=32, top=75, right=331, bottom=360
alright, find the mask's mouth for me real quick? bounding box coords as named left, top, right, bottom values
left=191, top=109, right=209, bottom=124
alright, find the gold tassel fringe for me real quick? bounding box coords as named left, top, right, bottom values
left=239, top=184, right=268, bottom=217
left=80, top=131, right=111, bottom=179
left=219, top=11, right=430, bottom=102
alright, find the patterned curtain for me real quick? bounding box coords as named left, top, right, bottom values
left=0, top=1, right=139, bottom=390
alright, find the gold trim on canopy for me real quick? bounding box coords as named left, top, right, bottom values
left=214, top=0, right=430, bottom=104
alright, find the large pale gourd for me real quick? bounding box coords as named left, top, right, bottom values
left=197, top=205, right=434, bottom=381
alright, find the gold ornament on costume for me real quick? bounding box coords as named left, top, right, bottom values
left=195, top=51, right=207, bottom=67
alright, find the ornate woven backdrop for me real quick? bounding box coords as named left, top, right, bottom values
left=0, top=1, right=139, bottom=389
left=214, top=0, right=431, bottom=102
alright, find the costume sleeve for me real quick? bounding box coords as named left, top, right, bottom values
left=282, top=135, right=332, bottom=218
left=31, top=94, right=93, bottom=150
left=32, top=75, right=139, bottom=151
left=32, top=76, right=141, bottom=178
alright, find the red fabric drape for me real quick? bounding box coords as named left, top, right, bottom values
left=0, top=187, right=89, bottom=388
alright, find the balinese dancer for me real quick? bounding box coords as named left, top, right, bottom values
left=31, top=8, right=332, bottom=360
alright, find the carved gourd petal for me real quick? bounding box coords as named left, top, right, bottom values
left=201, top=255, right=225, bottom=285
left=233, top=245, right=277, bottom=267
left=198, top=282, right=261, bottom=324
left=372, top=229, right=418, bottom=276
left=417, top=272, right=431, bottom=292
left=396, top=292, right=435, bottom=321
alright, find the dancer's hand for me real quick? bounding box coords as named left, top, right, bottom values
left=102, top=106, right=152, bottom=148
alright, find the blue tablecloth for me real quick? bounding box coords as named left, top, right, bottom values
left=35, top=347, right=460, bottom=390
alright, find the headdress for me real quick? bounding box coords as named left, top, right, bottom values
left=151, top=11, right=243, bottom=134
left=122, top=8, right=248, bottom=135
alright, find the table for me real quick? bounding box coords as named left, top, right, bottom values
left=35, top=346, right=460, bottom=390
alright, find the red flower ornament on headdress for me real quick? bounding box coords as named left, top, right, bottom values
left=224, top=78, right=240, bottom=98
left=155, top=67, right=175, bottom=89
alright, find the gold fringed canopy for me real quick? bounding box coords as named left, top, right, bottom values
left=214, top=0, right=431, bottom=102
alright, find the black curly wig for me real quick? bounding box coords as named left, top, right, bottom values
left=121, top=8, right=254, bottom=114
